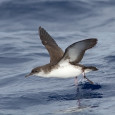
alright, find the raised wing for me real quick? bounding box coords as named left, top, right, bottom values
left=61, top=39, right=97, bottom=64
left=39, top=27, right=64, bottom=65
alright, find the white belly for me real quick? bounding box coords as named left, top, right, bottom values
left=48, top=66, right=82, bottom=78
left=37, top=63, right=83, bottom=78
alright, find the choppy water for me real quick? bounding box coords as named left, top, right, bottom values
left=0, top=0, right=115, bottom=115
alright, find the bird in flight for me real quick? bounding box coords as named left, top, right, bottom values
left=25, top=27, right=98, bottom=84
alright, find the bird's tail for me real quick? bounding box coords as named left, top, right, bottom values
left=84, top=66, right=98, bottom=73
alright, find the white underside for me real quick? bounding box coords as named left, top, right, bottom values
left=35, top=60, right=87, bottom=78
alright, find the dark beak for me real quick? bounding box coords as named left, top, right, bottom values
left=25, top=73, right=33, bottom=77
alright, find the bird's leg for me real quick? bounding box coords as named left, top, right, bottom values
left=75, top=76, right=78, bottom=86
left=82, top=72, right=94, bottom=84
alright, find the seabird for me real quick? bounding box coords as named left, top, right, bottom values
left=25, top=27, right=98, bottom=84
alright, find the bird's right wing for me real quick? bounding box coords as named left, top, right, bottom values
left=60, top=39, right=97, bottom=64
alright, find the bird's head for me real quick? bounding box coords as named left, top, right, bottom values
left=25, top=67, right=41, bottom=77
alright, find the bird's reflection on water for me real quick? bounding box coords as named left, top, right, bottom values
left=56, top=82, right=102, bottom=113
left=76, top=82, right=102, bottom=105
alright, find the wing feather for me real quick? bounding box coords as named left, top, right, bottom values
left=61, top=39, right=97, bottom=64
left=39, top=27, right=64, bottom=64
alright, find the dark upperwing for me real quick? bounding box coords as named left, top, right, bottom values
left=39, top=27, right=64, bottom=65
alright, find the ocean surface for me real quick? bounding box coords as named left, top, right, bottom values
left=0, top=0, right=115, bottom=115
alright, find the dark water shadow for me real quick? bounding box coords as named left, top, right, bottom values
left=49, top=82, right=102, bottom=101
left=76, top=82, right=102, bottom=100
left=79, top=82, right=102, bottom=90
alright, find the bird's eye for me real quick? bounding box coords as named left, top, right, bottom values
left=32, top=70, right=38, bottom=73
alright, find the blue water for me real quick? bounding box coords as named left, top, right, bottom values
left=0, top=0, right=115, bottom=115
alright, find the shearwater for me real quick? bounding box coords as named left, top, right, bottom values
left=25, top=27, right=98, bottom=84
